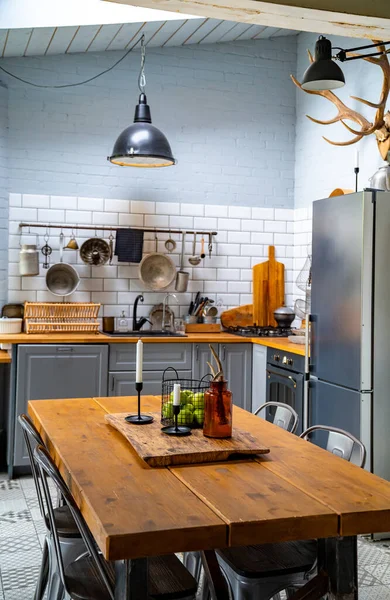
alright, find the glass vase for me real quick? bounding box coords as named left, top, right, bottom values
left=203, top=380, right=232, bottom=438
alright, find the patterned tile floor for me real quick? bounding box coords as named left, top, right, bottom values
left=1, top=475, right=390, bottom=599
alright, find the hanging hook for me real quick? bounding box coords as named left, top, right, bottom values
left=138, top=34, right=146, bottom=94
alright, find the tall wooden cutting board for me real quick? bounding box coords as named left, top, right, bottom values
left=253, top=246, right=285, bottom=327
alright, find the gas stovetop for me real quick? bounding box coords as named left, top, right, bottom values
left=226, top=326, right=293, bottom=338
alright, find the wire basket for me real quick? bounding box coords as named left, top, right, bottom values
left=24, top=302, right=101, bottom=334
left=161, top=367, right=212, bottom=429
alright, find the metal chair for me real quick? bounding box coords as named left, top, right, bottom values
left=34, top=444, right=199, bottom=600
left=198, top=425, right=366, bottom=600
left=300, top=425, right=366, bottom=468
left=183, top=401, right=299, bottom=590
left=18, top=414, right=84, bottom=600
left=254, top=401, right=299, bottom=434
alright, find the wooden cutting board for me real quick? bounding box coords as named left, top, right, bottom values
left=253, top=246, right=285, bottom=327
left=220, top=304, right=253, bottom=328
left=105, top=412, right=270, bottom=467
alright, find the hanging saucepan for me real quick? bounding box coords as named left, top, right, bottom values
left=80, top=237, right=110, bottom=266
left=46, top=233, right=80, bottom=297
left=139, top=234, right=176, bottom=291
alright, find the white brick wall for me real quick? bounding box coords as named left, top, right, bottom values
left=8, top=194, right=297, bottom=320
left=1, top=37, right=296, bottom=208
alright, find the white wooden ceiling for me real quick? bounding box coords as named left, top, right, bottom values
left=0, top=20, right=297, bottom=57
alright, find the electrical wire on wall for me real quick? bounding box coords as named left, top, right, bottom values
left=0, top=34, right=144, bottom=89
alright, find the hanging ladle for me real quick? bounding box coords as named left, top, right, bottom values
left=188, top=233, right=201, bottom=266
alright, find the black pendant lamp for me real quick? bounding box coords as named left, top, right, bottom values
left=301, top=36, right=345, bottom=91
left=108, top=36, right=176, bottom=168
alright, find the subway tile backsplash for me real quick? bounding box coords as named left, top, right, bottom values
left=8, top=195, right=312, bottom=320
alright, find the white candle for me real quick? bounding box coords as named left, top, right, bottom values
left=173, top=383, right=181, bottom=406
left=355, top=150, right=359, bottom=169
left=136, top=340, right=143, bottom=383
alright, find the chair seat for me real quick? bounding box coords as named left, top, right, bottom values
left=217, top=540, right=317, bottom=579
left=66, top=553, right=198, bottom=600
left=44, top=505, right=81, bottom=538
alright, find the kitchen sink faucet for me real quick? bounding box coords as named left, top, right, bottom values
left=162, top=293, right=179, bottom=331
left=132, top=295, right=151, bottom=331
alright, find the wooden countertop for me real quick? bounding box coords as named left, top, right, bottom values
left=0, top=350, right=11, bottom=364
left=0, top=332, right=305, bottom=356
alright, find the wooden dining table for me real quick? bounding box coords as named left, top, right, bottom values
left=28, top=395, right=390, bottom=600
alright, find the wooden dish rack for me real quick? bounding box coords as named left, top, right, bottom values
left=24, top=302, right=101, bottom=334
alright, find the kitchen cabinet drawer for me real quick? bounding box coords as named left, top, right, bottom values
left=109, top=370, right=192, bottom=397
left=109, top=343, right=192, bottom=371
left=13, top=344, right=108, bottom=468
left=219, top=343, right=252, bottom=411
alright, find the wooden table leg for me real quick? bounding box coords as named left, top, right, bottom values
left=200, top=550, right=230, bottom=600
left=114, top=558, right=148, bottom=600
left=318, top=536, right=358, bottom=600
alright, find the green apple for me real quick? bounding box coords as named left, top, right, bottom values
left=181, top=390, right=194, bottom=404
left=162, top=402, right=174, bottom=419
left=186, top=403, right=194, bottom=412
left=193, top=409, right=205, bottom=425
left=193, top=392, right=205, bottom=408
left=177, top=408, right=193, bottom=426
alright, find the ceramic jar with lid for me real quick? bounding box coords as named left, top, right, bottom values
left=19, top=245, right=39, bottom=277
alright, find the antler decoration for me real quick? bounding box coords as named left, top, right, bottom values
left=291, top=41, right=390, bottom=160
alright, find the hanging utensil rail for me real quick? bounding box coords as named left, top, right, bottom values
left=19, top=222, right=218, bottom=237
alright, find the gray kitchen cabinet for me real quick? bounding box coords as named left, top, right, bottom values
left=109, top=370, right=193, bottom=398
left=251, top=344, right=268, bottom=413
left=109, top=343, right=192, bottom=372
left=192, top=343, right=214, bottom=381
left=219, top=343, right=252, bottom=411
left=12, top=344, right=108, bottom=468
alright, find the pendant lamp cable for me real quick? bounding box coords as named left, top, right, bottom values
left=0, top=34, right=144, bottom=89
left=138, top=35, right=146, bottom=93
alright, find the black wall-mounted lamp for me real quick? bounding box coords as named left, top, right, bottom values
left=301, top=36, right=390, bottom=91
left=108, top=35, right=176, bottom=168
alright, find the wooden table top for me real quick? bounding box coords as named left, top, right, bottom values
left=28, top=395, right=390, bottom=562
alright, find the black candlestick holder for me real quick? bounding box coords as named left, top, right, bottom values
left=354, top=166, right=360, bottom=192
left=125, top=382, right=154, bottom=425
left=161, top=404, right=191, bottom=436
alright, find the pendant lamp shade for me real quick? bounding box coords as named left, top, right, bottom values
left=108, top=93, right=176, bottom=168
left=301, top=36, right=345, bottom=91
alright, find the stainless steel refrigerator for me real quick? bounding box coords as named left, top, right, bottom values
left=310, top=190, right=390, bottom=482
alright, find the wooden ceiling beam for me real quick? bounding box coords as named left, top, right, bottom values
left=104, top=0, right=390, bottom=39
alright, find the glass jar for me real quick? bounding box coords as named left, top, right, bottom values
left=203, top=380, right=232, bottom=438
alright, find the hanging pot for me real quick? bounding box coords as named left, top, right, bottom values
left=19, top=244, right=39, bottom=277
left=46, top=233, right=80, bottom=297
left=138, top=235, right=176, bottom=291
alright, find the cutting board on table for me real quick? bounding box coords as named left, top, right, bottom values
left=105, top=412, right=270, bottom=467
left=253, top=245, right=285, bottom=327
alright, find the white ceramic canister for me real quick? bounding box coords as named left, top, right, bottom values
left=19, top=244, right=39, bottom=276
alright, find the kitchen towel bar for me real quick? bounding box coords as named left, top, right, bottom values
left=19, top=222, right=218, bottom=237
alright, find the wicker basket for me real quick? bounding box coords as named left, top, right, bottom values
left=24, top=302, right=101, bottom=334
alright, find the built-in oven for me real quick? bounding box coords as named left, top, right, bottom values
left=266, top=348, right=305, bottom=434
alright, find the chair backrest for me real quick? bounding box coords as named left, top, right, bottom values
left=254, top=401, right=299, bottom=434
left=18, top=414, right=46, bottom=518
left=33, top=444, right=114, bottom=600
left=300, top=425, right=366, bottom=468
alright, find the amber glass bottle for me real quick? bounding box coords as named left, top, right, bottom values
left=203, top=380, right=232, bottom=438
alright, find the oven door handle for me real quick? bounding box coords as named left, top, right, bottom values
left=266, top=369, right=297, bottom=389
